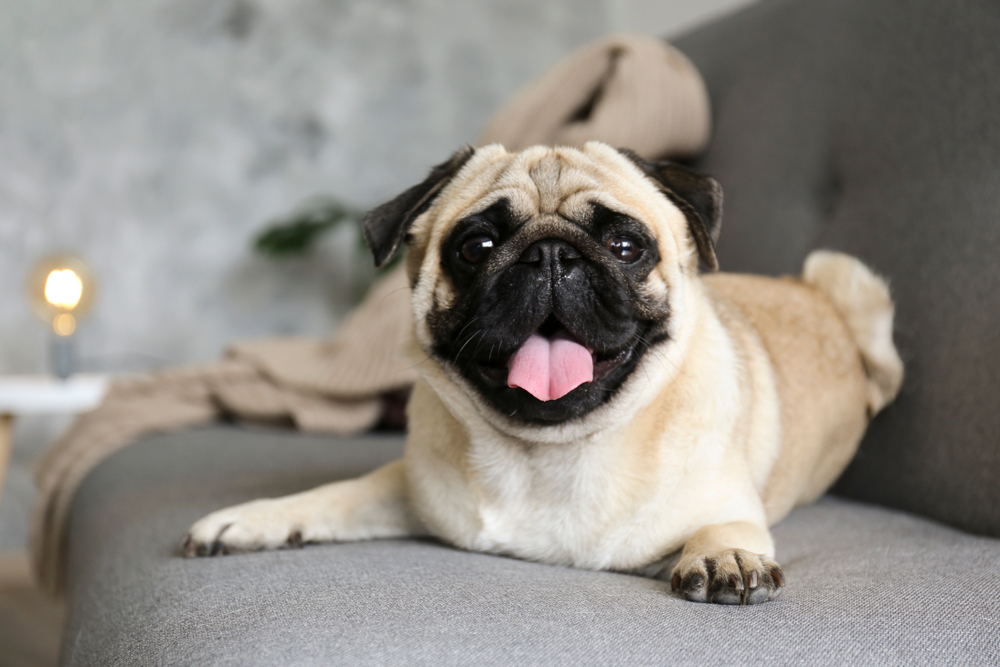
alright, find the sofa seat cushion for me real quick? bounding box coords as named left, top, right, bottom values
left=61, top=426, right=1000, bottom=666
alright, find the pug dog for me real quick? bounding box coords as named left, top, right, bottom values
left=184, top=142, right=903, bottom=605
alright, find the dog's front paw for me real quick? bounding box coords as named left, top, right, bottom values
left=182, top=498, right=308, bottom=557
left=670, top=549, right=784, bottom=605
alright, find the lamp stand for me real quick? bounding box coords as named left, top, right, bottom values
left=51, top=336, right=73, bottom=380
left=0, top=414, right=11, bottom=509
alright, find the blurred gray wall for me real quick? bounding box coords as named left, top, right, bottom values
left=0, top=0, right=754, bottom=377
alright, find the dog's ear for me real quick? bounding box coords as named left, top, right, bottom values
left=618, top=149, right=723, bottom=271
left=363, top=146, right=476, bottom=267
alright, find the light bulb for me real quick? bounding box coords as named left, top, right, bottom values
left=44, top=269, right=84, bottom=309
left=27, top=255, right=97, bottom=335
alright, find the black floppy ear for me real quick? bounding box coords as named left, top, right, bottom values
left=618, top=149, right=723, bottom=271
left=363, top=146, right=476, bottom=267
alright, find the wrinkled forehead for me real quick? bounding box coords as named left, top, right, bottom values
left=420, top=144, right=676, bottom=240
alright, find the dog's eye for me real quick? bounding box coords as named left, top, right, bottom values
left=459, top=235, right=495, bottom=264
left=606, top=236, right=642, bottom=263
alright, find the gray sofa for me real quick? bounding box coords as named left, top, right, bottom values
left=59, top=0, right=1000, bottom=664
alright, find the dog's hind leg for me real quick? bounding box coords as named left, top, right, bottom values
left=182, top=459, right=426, bottom=556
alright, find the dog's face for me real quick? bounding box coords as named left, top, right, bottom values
left=364, top=142, right=722, bottom=426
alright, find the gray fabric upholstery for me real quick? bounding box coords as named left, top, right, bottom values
left=61, top=426, right=1000, bottom=666
left=673, top=0, right=1000, bottom=537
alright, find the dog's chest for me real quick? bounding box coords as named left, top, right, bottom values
left=462, top=437, right=682, bottom=571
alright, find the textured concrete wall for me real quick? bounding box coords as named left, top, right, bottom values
left=0, top=0, right=753, bottom=377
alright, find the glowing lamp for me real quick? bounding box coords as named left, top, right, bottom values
left=26, top=255, right=97, bottom=378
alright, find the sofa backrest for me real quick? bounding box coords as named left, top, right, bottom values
left=675, top=0, right=1000, bottom=536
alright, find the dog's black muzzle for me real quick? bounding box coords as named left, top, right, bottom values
left=430, top=205, right=668, bottom=425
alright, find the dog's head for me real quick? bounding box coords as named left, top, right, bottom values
left=364, top=142, right=722, bottom=427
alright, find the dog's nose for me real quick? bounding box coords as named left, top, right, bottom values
left=519, top=239, right=582, bottom=275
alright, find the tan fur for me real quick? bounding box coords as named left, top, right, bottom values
left=704, top=273, right=872, bottom=522
left=185, top=143, right=902, bottom=604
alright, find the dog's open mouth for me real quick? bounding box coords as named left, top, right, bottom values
left=476, top=315, right=633, bottom=402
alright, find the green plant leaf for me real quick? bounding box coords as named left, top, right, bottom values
left=254, top=197, right=365, bottom=258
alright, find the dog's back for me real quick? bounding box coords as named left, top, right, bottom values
left=704, top=251, right=903, bottom=524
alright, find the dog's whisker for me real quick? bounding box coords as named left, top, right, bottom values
left=469, top=330, right=490, bottom=359
left=454, top=328, right=484, bottom=364
left=403, top=355, right=433, bottom=372
left=454, top=316, right=483, bottom=343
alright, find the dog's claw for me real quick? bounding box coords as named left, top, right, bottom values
left=181, top=534, right=197, bottom=558
left=671, top=550, right=783, bottom=605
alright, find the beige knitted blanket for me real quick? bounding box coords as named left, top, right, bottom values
left=31, top=33, right=710, bottom=594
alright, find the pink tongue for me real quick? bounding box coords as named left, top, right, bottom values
left=507, top=331, right=594, bottom=401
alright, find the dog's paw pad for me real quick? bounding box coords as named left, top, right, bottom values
left=182, top=498, right=307, bottom=558
left=671, top=549, right=783, bottom=605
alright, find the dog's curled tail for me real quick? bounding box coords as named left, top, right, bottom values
left=802, top=250, right=904, bottom=416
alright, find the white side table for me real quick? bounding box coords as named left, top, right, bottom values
left=0, top=375, right=109, bottom=506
